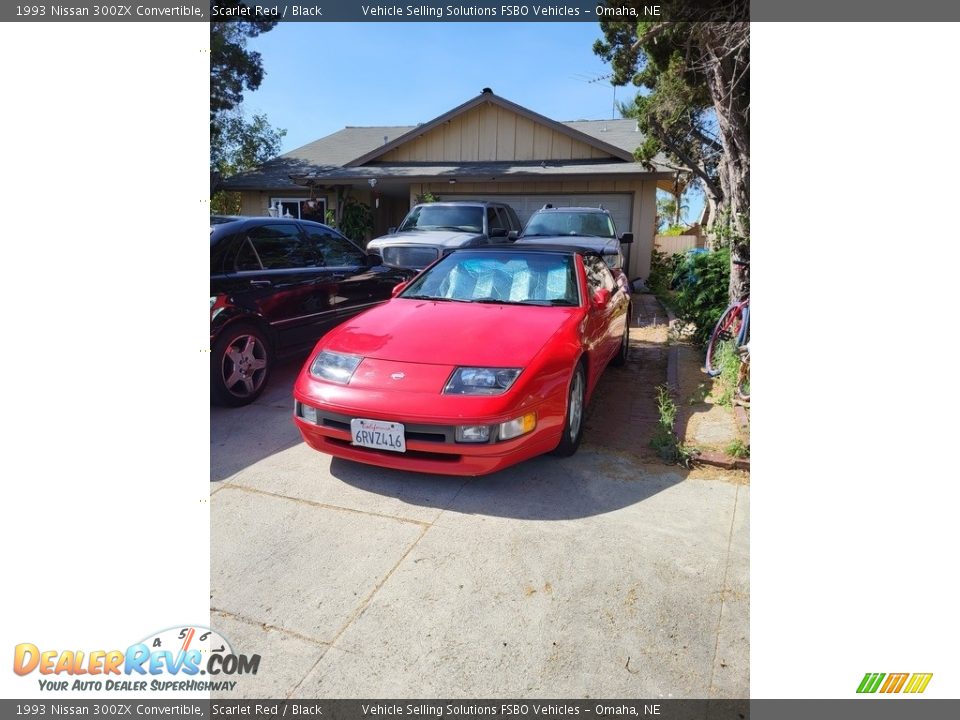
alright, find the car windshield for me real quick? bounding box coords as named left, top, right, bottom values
left=400, top=252, right=580, bottom=307
left=398, top=205, right=484, bottom=233
left=522, top=212, right=616, bottom=238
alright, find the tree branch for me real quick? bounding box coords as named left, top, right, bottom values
left=689, top=125, right=723, bottom=153
left=630, top=22, right=674, bottom=51
left=646, top=116, right=722, bottom=199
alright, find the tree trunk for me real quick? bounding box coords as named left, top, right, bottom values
left=700, top=25, right=750, bottom=302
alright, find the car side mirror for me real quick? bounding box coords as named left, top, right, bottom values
left=391, top=281, right=408, bottom=297
left=620, top=232, right=634, bottom=244
left=388, top=227, right=397, bottom=235
left=366, top=253, right=382, bottom=267
left=592, top=288, right=611, bottom=308
left=490, top=228, right=507, bottom=238
left=507, top=230, right=519, bottom=241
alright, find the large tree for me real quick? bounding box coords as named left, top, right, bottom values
left=594, top=3, right=749, bottom=298
left=210, top=15, right=284, bottom=204
left=210, top=15, right=277, bottom=116
left=210, top=109, right=286, bottom=214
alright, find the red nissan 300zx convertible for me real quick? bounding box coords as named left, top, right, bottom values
left=292, top=244, right=631, bottom=476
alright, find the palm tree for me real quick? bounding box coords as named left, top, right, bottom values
left=656, top=192, right=689, bottom=231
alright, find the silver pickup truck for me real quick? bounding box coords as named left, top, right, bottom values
left=367, top=201, right=522, bottom=270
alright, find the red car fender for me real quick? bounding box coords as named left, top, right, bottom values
left=514, top=309, right=589, bottom=418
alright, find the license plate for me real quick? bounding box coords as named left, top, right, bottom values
left=350, top=418, right=406, bottom=453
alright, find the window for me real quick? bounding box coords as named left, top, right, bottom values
left=235, top=238, right=262, bottom=271
left=269, top=197, right=327, bottom=222
left=578, top=213, right=614, bottom=237
left=504, top=206, right=522, bottom=232
left=399, top=205, right=483, bottom=233
left=238, top=224, right=318, bottom=270
left=306, top=228, right=365, bottom=267
left=404, top=252, right=578, bottom=306
left=487, top=207, right=506, bottom=236
left=522, top=213, right=568, bottom=236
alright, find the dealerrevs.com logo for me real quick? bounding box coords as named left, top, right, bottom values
left=857, top=672, right=933, bottom=694
left=13, top=626, right=259, bottom=692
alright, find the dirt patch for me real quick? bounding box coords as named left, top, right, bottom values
left=583, top=294, right=670, bottom=461
left=582, top=293, right=749, bottom=481
left=672, top=337, right=750, bottom=474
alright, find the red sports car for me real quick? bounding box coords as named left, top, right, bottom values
left=292, top=245, right=631, bottom=476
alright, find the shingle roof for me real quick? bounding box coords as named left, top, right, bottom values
left=221, top=117, right=671, bottom=191
left=283, top=125, right=416, bottom=167
left=565, top=119, right=645, bottom=155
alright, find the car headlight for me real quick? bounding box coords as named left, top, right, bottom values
left=455, top=425, right=491, bottom=443
left=310, top=350, right=363, bottom=384
left=444, top=367, right=521, bottom=396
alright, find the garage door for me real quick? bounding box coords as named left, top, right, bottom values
left=447, top=193, right=634, bottom=237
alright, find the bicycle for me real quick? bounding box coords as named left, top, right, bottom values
left=704, top=260, right=749, bottom=377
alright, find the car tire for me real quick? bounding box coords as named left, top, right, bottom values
left=552, top=361, right=586, bottom=457
left=211, top=322, right=272, bottom=407
left=610, top=305, right=631, bottom=367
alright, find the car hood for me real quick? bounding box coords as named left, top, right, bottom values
left=322, top=298, right=580, bottom=367
left=516, top=235, right=620, bottom=255
left=368, top=230, right=485, bottom=249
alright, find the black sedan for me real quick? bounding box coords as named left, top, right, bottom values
left=210, top=217, right=411, bottom=406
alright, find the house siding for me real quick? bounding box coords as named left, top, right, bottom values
left=379, top=104, right=616, bottom=164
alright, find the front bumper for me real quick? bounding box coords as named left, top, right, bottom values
left=292, top=399, right=563, bottom=477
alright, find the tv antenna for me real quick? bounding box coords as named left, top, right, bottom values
left=573, top=72, right=618, bottom=120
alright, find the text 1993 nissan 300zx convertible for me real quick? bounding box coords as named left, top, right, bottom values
left=292, top=244, right=631, bottom=476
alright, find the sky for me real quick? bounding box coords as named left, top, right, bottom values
left=242, top=22, right=704, bottom=225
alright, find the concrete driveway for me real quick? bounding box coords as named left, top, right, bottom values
left=210, top=320, right=749, bottom=699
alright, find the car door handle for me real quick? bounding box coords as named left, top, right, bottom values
left=249, top=280, right=272, bottom=287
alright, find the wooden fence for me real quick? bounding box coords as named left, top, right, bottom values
left=654, top=234, right=705, bottom=256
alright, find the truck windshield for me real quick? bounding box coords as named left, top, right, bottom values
left=398, top=206, right=484, bottom=233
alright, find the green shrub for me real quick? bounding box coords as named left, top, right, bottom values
left=726, top=439, right=750, bottom=458
left=647, top=249, right=672, bottom=297
left=673, top=247, right=730, bottom=346
left=325, top=196, right=374, bottom=244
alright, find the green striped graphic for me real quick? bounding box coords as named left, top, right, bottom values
left=856, top=672, right=886, bottom=693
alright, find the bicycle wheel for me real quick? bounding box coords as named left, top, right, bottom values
left=705, top=301, right=747, bottom=377
left=736, top=299, right=750, bottom=346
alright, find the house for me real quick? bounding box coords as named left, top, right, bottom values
left=221, top=89, right=680, bottom=280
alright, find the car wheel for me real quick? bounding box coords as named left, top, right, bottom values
left=610, top=306, right=631, bottom=367
left=552, top=361, right=586, bottom=457
left=211, top=323, right=272, bottom=407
